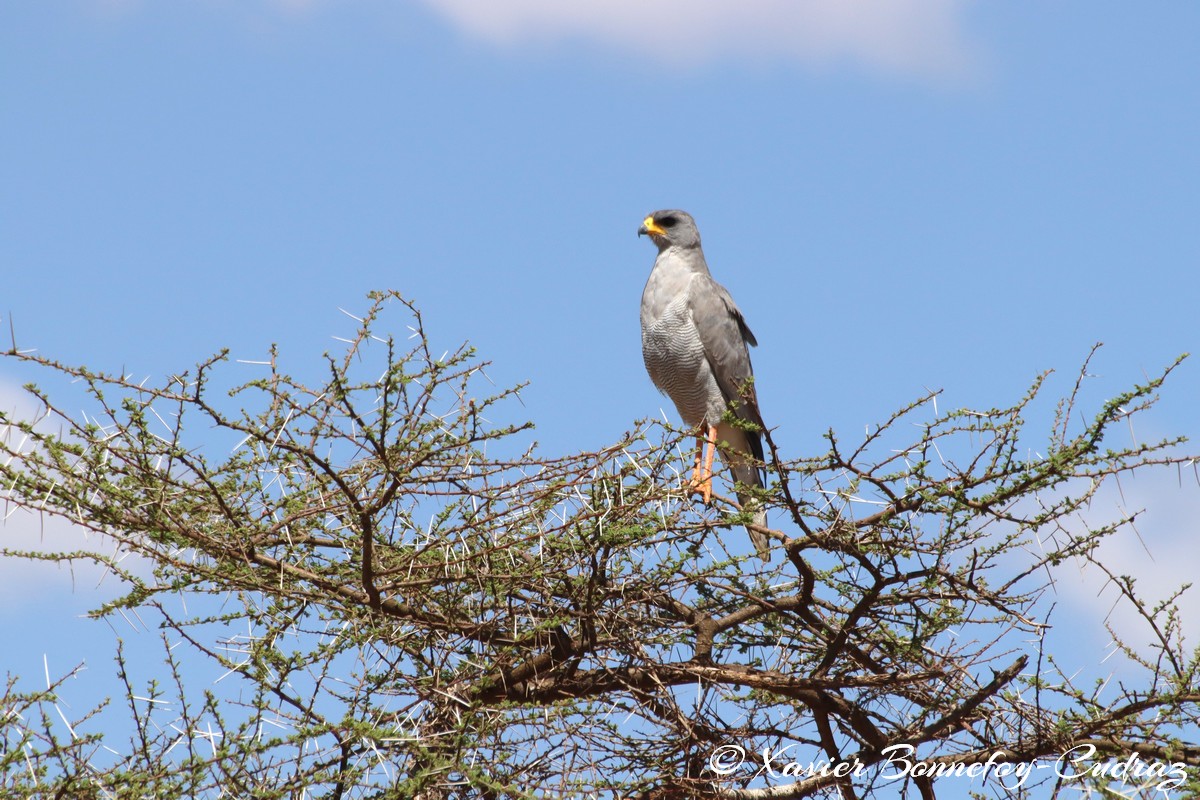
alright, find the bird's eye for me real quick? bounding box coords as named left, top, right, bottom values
left=659, top=216, right=677, bottom=228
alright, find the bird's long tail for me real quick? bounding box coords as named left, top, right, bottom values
left=717, top=422, right=770, bottom=560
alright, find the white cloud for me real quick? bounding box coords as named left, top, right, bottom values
left=416, top=0, right=978, bottom=79
left=1051, top=472, right=1200, bottom=653
left=0, top=380, right=147, bottom=612
left=74, top=0, right=981, bottom=80
left=0, top=509, right=131, bottom=608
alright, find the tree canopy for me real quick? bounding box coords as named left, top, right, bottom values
left=2, top=292, right=1198, bottom=799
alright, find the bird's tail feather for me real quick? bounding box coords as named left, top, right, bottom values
left=718, top=422, right=770, bottom=560
left=739, top=494, right=770, bottom=560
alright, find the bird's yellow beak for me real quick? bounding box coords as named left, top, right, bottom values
left=639, top=215, right=666, bottom=237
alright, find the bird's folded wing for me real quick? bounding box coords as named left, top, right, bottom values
left=688, top=276, right=764, bottom=430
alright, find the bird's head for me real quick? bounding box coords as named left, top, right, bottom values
left=638, top=209, right=701, bottom=251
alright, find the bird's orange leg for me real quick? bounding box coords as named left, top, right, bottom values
left=691, top=432, right=704, bottom=489
left=694, top=424, right=717, bottom=505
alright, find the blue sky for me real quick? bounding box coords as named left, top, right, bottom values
left=3, top=0, right=1199, bottom=792
left=4, top=2, right=1197, bottom=448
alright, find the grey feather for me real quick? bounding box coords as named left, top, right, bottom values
left=638, top=209, right=769, bottom=559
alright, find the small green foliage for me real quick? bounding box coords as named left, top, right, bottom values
left=1, top=295, right=1197, bottom=797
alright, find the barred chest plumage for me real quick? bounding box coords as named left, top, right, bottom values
left=641, top=290, right=725, bottom=430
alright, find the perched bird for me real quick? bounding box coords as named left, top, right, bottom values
left=638, top=209, right=770, bottom=559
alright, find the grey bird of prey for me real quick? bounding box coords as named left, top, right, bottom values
left=638, top=210, right=770, bottom=559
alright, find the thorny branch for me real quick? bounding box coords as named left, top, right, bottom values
left=1, top=291, right=1197, bottom=799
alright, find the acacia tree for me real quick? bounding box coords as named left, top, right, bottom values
left=1, top=291, right=1197, bottom=799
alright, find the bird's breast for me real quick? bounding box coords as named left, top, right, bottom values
left=641, top=296, right=720, bottom=428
